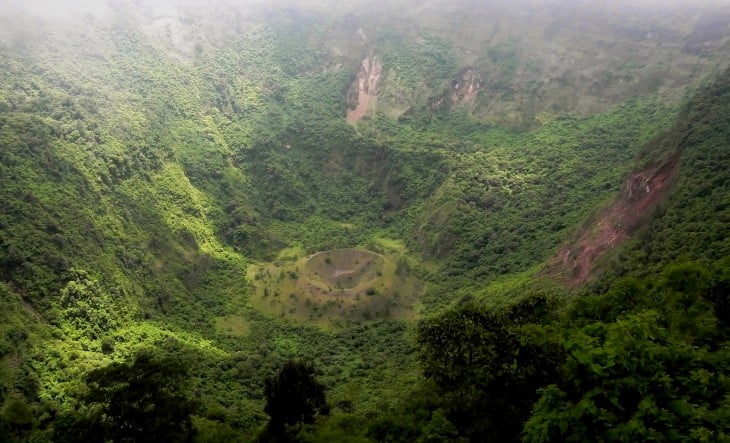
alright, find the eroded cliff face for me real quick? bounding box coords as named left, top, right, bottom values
left=339, top=2, right=729, bottom=128
left=347, top=53, right=383, bottom=123
left=549, top=157, right=679, bottom=285
left=450, top=68, right=483, bottom=105
left=430, top=68, right=485, bottom=111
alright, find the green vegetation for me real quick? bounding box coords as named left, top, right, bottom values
left=598, top=67, right=730, bottom=283
left=389, top=262, right=729, bottom=443
left=55, top=349, right=198, bottom=442
left=261, top=361, right=329, bottom=442
left=377, top=33, right=458, bottom=111
left=0, top=1, right=728, bottom=441
left=248, top=248, right=421, bottom=325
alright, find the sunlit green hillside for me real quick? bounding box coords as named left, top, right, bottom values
left=0, top=0, right=728, bottom=441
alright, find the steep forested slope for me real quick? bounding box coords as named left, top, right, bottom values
left=336, top=67, right=730, bottom=443
left=0, top=1, right=728, bottom=441
left=614, top=67, right=730, bottom=276
left=548, top=67, right=730, bottom=289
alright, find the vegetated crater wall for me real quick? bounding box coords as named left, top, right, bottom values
left=549, top=156, right=679, bottom=285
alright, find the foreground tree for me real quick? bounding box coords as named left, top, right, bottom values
left=260, top=360, right=329, bottom=442
left=523, top=310, right=729, bottom=442
left=56, top=349, right=197, bottom=442
left=417, top=300, right=563, bottom=441
left=524, top=263, right=729, bottom=442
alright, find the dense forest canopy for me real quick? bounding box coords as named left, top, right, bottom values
left=0, top=0, right=728, bottom=441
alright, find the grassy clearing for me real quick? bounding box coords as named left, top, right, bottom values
left=373, top=236, right=407, bottom=253
left=276, top=245, right=306, bottom=262
left=305, top=249, right=384, bottom=289
left=247, top=248, right=423, bottom=326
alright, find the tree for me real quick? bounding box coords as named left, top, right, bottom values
left=74, top=349, right=198, bottom=443
left=417, top=301, right=562, bottom=441
left=261, top=360, right=329, bottom=442
left=523, top=261, right=730, bottom=443
left=523, top=309, right=730, bottom=443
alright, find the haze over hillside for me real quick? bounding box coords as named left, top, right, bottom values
left=4, top=0, right=728, bottom=129
left=0, top=0, right=728, bottom=441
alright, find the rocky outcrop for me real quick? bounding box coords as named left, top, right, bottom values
left=548, top=157, right=679, bottom=285
left=347, top=53, right=383, bottom=123
left=450, top=68, right=483, bottom=105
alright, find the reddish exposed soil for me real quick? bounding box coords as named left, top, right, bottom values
left=347, top=53, right=383, bottom=123
left=548, top=157, right=679, bottom=286
left=451, top=68, right=483, bottom=105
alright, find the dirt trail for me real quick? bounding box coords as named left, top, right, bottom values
left=548, top=157, right=679, bottom=285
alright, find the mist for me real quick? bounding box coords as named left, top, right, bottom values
left=3, top=0, right=728, bottom=21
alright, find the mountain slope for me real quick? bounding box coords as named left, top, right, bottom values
left=550, top=67, right=730, bottom=286
left=0, top=1, right=727, bottom=441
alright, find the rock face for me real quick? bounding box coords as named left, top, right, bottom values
left=450, top=68, right=483, bottom=105
left=347, top=53, right=383, bottom=123
left=548, top=157, right=679, bottom=285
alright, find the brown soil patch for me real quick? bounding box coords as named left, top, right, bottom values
left=347, top=54, right=383, bottom=123
left=451, top=68, right=483, bottom=105
left=548, top=157, right=679, bottom=285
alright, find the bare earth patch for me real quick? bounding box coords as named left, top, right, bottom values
left=548, top=157, right=679, bottom=286
left=346, top=54, right=383, bottom=124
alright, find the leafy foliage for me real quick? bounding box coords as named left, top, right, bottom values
left=524, top=264, right=729, bottom=443
left=417, top=299, right=563, bottom=441
left=600, top=67, right=730, bottom=282
left=55, top=350, right=198, bottom=443
left=261, top=360, right=329, bottom=442
left=0, top=2, right=727, bottom=442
